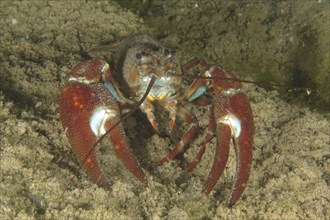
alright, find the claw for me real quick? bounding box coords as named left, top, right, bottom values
left=203, top=124, right=230, bottom=195
left=226, top=94, right=253, bottom=206
left=59, top=60, right=146, bottom=187
left=203, top=67, right=254, bottom=205
left=59, top=84, right=111, bottom=187
left=104, top=118, right=146, bottom=183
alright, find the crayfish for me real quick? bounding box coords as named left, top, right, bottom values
left=59, top=34, right=254, bottom=205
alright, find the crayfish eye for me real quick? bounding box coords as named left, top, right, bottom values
left=164, top=48, right=170, bottom=56
left=164, top=48, right=175, bottom=59
left=136, top=53, right=143, bottom=60
left=164, top=48, right=172, bottom=58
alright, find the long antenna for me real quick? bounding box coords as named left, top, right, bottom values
left=170, top=73, right=314, bottom=94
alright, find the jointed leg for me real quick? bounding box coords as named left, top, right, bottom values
left=158, top=107, right=199, bottom=165
left=187, top=105, right=216, bottom=172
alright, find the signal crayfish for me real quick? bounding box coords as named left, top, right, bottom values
left=59, top=34, right=254, bottom=206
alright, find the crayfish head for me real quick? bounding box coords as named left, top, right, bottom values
left=117, top=34, right=183, bottom=101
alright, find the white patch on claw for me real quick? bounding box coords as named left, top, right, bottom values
left=205, top=70, right=212, bottom=77
left=222, top=88, right=241, bottom=96
left=217, top=114, right=241, bottom=139
left=68, top=76, right=98, bottom=84
left=90, top=106, right=118, bottom=137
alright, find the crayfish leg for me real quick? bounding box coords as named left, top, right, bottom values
left=158, top=107, right=198, bottom=165
left=187, top=105, right=216, bottom=172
